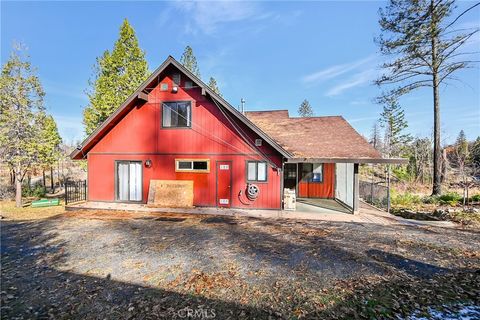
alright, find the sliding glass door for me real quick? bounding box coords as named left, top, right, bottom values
left=116, top=161, right=142, bottom=202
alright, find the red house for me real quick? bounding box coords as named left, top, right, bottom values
left=71, top=56, right=402, bottom=213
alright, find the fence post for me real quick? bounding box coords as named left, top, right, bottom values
left=65, top=184, right=68, bottom=205
left=84, top=180, right=87, bottom=202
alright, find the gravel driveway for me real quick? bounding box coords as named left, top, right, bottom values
left=1, top=211, right=479, bottom=319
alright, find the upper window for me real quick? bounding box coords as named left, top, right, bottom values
left=172, top=74, right=181, bottom=85
left=175, top=159, right=210, bottom=173
left=163, top=101, right=191, bottom=128
left=247, top=161, right=267, bottom=182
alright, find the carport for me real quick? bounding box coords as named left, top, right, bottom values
left=284, top=158, right=408, bottom=214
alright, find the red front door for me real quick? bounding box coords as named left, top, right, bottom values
left=216, top=161, right=232, bottom=207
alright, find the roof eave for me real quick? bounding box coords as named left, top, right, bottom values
left=286, top=157, right=408, bottom=164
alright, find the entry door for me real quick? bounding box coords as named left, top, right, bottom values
left=216, top=161, right=232, bottom=207
left=117, top=161, right=142, bottom=202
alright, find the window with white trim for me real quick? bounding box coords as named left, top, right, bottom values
left=162, top=101, right=191, bottom=128
left=175, top=159, right=210, bottom=173
left=247, top=161, right=267, bottom=182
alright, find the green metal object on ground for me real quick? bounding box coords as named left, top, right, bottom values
left=31, top=198, right=60, bottom=208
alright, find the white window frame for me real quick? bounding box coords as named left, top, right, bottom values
left=246, top=161, right=268, bottom=182
left=175, top=159, right=210, bottom=173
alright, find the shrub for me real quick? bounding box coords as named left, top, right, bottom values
left=22, top=183, right=46, bottom=198
left=391, top=192, right=421, bottom=206
left=438, top=192, right=462, bottom=206
left=470, top=194, right=480, bottom=202
left=422, top=195, right=439, bottom=204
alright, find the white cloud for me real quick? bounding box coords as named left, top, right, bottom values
left=302, top=55, right=376, bottom=85
left=326, top=69, right=377, bottom=97
left=174, top=1, right=261, bottom=35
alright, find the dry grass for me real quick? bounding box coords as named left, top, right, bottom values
left=0, top=200, right=65, bottom=220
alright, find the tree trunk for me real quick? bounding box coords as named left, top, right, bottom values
left=431, top=0, right=442, bottom=195
left=50, top=166, right=55, bottom=193
left=42, top=170, right=46, bottom=188
left=15, top=170, right=22, bottom=208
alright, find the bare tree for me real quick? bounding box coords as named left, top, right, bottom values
left=375, top=0, right=479, bottom=195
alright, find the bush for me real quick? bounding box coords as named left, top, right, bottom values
left=438, top=192, right=462, bottom=206
left=391, top=192, right=421, bottom=206
left=22, top=183, right=46, bottom=198
left=422, top=195, right=439, bottom=204
left=470, top=194, right=480, bottom=202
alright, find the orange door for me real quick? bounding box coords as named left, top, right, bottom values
left=216, top=161, right=232, bottom=207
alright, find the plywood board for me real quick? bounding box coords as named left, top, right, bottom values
left=147, top=180, right=194, bottom=208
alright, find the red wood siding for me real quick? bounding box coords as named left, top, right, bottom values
left=298, top=163, right=335, bottom=198
left=87, top=71, right=282, bottom=209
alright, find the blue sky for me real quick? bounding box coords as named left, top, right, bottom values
left=1, top=1, right=479, bottom=145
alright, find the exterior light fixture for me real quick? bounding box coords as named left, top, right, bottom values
left=172, top=86, right=178, bottom=93
left=145, top=159, right=152, bottom=168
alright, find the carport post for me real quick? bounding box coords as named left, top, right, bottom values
left=353, top=163, right=359, bottom=214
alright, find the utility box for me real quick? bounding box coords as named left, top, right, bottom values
left=283, top=188, right=296, bottom=211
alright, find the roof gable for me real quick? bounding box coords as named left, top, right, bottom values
left=71, top=56, right=291, bottom=159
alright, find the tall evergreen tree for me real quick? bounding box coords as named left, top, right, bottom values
left=471, top=136, right=480, bottom=167
left=83, top=19, right=149, bottom=135
left=0, top=44, right=45, bottom=207
left=298, top=99, right=314, bottom=117
left=369, top=120, right=382, bottom=151
left=36, top=112, right=62, bottom=192
left=208, top=77, right=221, bottom=96
left=180, top=46, right=201, bottom=78
left=375, top=0, right=479, bottom=195
left=379, top=98, right=411, bottom=157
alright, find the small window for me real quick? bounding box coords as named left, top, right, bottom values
left=300, top=163, right=323, bottom=183
left=163, top=101, right=191, bottom=128
left=185, top=81, right=193, bottom=89
left=160, top=83, right=168, bottom=91
left=255, top=139, right=262, bottom=146
left=246, top=161, right=268, bottom=182
left=175, top=159, right=210, bottom=173
left=172, top=74, right=181, bottom=85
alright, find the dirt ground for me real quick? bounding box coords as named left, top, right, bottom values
left=1, top=210, right=479, bottom=319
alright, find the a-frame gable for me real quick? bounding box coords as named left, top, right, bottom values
left=71, top=56, right=291, bottom=160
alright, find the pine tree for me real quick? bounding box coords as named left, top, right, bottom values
left=208, top=77, right=221, bottom=96
left=180, top=46, right=201, bottom=78
left=0, top=44, right=45, bottom=207
left=379, top=98, right=411, bottom=157
left=376, top=0, right=479, bottom=195
left=36, top=113, right=62, bottom=192
left=369, top=121, right=382, bottom=151
left=83, top=19, right=149, bottom=135
left=471, top=136, right=480, bottom=167
left=298, top=99, right=314, bottom=117
left=454, top=130, right=469, bottom=166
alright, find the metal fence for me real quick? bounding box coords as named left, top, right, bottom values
left=359, top=180, right=389, bottom=210
left=65, top=180, right=87, bottom=204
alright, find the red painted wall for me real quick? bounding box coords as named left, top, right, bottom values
left=87, top=70, right=282, bottom=209
left=298, top=163, right=335, bottom=198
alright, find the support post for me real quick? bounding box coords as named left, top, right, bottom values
left=386, top=164, right=391, bottom=214
left=353, top=163, right=359, bottom=214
